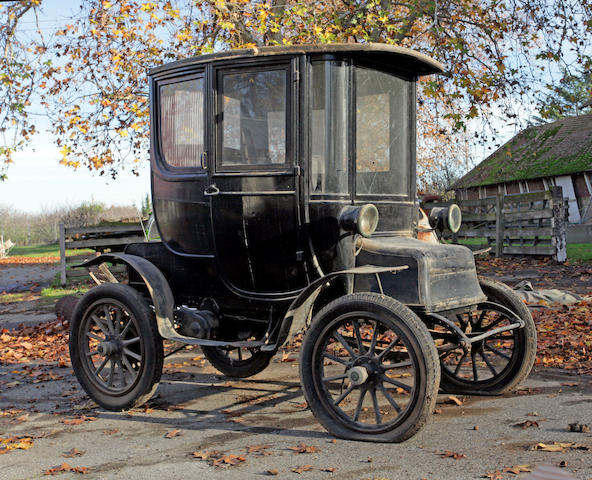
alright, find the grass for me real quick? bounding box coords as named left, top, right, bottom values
left=9, top=243, right=93, bottom=258
left=447, top=237, right=592, bottom=262
left=39, top=285, right=90, bottom=304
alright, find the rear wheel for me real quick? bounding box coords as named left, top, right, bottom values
left=202, top=346, right=275, bottom=378
left=437, top=278, right=537, bottom=395
left=69, top=284, right=163, bottom=410
left=300, top=293, right=439, bottom=443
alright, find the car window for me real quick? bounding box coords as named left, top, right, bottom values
left=218, top=69, right=287, bottom=167
left=159, top=77, right=205, bottom=169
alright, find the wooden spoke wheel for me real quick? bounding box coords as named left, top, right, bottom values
left=202, top=345, right=275, bottom=378
left=69, top=284, right=163, bottom=410
left=300, top=293, right=439, bottom=443
left=436, top=278, right=536, bottom=395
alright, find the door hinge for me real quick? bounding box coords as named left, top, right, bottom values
left=294, top=165, right=301, bottom=176
left=293, top=70, right=300, bottom=83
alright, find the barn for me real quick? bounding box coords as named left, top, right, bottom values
left=453, top=114, right=592, bottom=223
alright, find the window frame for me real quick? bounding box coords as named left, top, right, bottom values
left=214, top=61, right=293, bottom=174
left=156, top=72, right=207, bottom=173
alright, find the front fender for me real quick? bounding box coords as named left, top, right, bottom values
left=278, top=265, right=408, bottom=347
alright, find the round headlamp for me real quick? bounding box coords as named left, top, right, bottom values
left=428, top=204, right=462, bottom=233
left=339, top=204, right=379, bottom=238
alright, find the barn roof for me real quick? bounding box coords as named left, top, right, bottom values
left=453, top=114, right=592, bottom=189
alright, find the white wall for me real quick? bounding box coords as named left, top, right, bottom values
left=554, top=175, right=581, bottom=223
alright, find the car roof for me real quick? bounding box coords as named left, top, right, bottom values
left=148, top=43, right=444, bottom=77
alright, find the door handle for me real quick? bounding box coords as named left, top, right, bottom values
left=204, top=184, right=220, bottom=196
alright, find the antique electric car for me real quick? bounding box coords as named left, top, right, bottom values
left=69, top=44, right=537, bottom=443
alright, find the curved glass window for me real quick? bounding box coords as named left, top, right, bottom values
left=159, top=77, right=205, bottom=169
left=310, top=61, right=349, bottom=195
left=355, top=66, right=411, bottom=197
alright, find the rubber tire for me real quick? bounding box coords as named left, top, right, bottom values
left=202, top=346, right=275, bottom=378
left=69, top=283, right=163, bottom=411
left=300, top=293, right=440, bottom=443
left=439, top=277, right=537, bottom=395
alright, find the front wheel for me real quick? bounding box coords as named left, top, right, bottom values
left=438, top=278, right=537, bottom=395
left=69, top=283, right=163, bottom=411
left=300, top=293, right=440, bottom=443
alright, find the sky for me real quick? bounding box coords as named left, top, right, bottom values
left=0, top=0, right=151, bottom=214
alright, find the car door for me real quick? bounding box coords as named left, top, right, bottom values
left=209, top=59, right=307, bottom=295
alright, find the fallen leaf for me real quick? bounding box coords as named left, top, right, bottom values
left=568, top=423, right=589, bottom=433
left=513, top=420, right=540, bottom=429
left=103, top=429, right=119, bottom=435
left=503, top=464, right=532, bottom=474
left=63, top=448, right=85, bottom=458
left=447, top=395, right=463, bottom=406
left=561, top=382, right=579, bottom=387
left=292, top=465, right=313, bottom=474
left=288, top=443, right=320, bottom=454
left=531, top=442, right=589, bottom=452
left=212, top=454, right=246, bottom=467
left=43, top=462, right=89, bottom=475
left=436, top=450, right=466, bottom=460
left=265, top=469, right=279, bottom=476
left=482, top=471, right=503, bottom=479
left=246, top=444, right=272, bottom=456
left=321, top=467, right=336, bottom=472
left=165, top=429, right=181, bottom=438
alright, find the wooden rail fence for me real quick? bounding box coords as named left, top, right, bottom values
left=59, top=223, right=146, bottom=285
left=425, top=186, right=567, bottom=262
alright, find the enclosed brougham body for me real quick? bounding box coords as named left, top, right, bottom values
left=69, top=44, right=537, bottom=442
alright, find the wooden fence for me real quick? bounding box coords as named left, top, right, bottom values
left=425, top=186, right=567, bottom=262
left=59, top=223, right=146, bottom=286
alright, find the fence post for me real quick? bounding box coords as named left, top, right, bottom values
left=59, top=223, right=66, bottom=286
left=495, top=193, right=504, bottom=258
left=551, top=186, right=567, bottom=263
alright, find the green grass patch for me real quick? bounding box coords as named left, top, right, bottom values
left=566, top=243, right=592, bottom=263
left=10, top=243, right=93, bottom=258
left=39, top=285, right=90, bottom=304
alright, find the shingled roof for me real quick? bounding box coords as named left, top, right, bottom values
left=453, top=114, right=592, bottom=189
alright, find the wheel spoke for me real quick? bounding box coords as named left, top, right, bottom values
left=352, top=320, right=366, bottom=354
left=103, top=306, right=115, bottom=334
left=476, top=310, right=487, bottom=329
left=114, top=307, right=122, bottom=334
left=323, top=352, right=349, bottom=366
left=117, top=359, right=126, bottom=388
left=382, top=375, right=412, bottom=392
left=86, top=350, right=99, bottom=357
left=333, top=384, right=355, bottom=407
left=353, top=388, right=367, bottom=422
left=121, top=354, right=137, bottom=377
left=91, top=314, right=109, bottom=336
left=370, top=387, right=382, bottom=425
left=368, top=321, right=379, bottom=355
left=120, top=318, right=132, bottom=338
left=86, top=331, right=105, bottom=342
left=479, top=350, right=498, bottom=377
left=107, top=360, right=115, bottom=387
left=484, top=344, right=511, bottom=360
left=94, top=356, right=109, bottom=376
left=377, top=336, right=400, bottom=361
left=382, top=360, right=412, bottom=371
left=333, top=332, right=356, bottom=358
left=237, top=348, right=243, bottom=361
left=454, top=351, right=468, bottom=375
left=123, top=348, right=141, bottom=361
left=483, top=314, right=507, bottom=331
left=471, top=349, right=479, bottom=381
left=378, top=383, right=402, bottom=413
left=122, top=337, right=140, bottom=346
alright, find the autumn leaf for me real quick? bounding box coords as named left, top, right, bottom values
left=265, top=469, right=279, bottom=476
left=212, top=454, right=246, bottom=467
left=321, top=467, right=336, bottom=472
left=513, top=420, right=540, bottom=429
left=436, top=450, right=466, bottom=460
left=531, top=442, right=589, bottom=452
left=63, top=416, right=96, bottom=425
left=246, top=444, right=272, bottom=456
left=164, top=429, right=182, bottom=438
left=288, top=443, right=320, bottom=454
left=446, top=395, right=463, bottom=406
left=63, top=448, right=85, bottom=458
left=503, top=464, right=532, bottom=474
left=292, top=465, right=313, bottom=474
left=482, top=471, right=503, bottom=479
left=43, top=462, right=89, bottom=475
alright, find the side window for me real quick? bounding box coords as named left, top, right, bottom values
left=310, top=61, right=349, bottom=195
left=159, top=76, right=205, bottom=169
left=218, top=68, right=287, bottom=168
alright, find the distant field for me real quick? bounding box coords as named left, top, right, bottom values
left=9, top=243, right=93, bottom=258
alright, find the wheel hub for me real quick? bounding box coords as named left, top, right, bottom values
left=347, top=365, right=370, bottom=386
left=97, top=339, right=121, bottom=357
